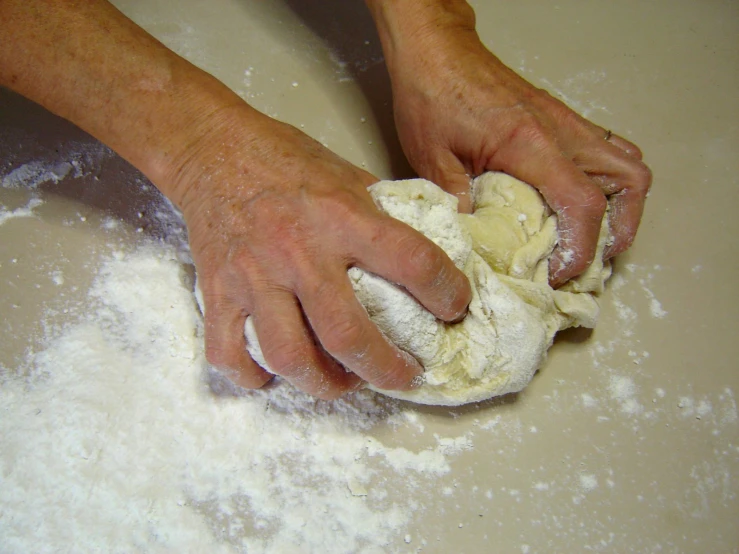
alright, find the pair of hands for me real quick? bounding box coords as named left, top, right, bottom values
left=178, top=16, right=651, bottom=399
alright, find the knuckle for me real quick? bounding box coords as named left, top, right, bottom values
left=628, top=162, right=653, bottom=194
left=404, top=237, right=445, bottom=282
left=261, top=340, right=311, bottom=377
left=559, top=107, right=587, bottom=130
left=626, top=144, right=644, bottom=160
left=205, top=341, right=238, bottom=370
left=318, top=188, right=373, bottom=228
left=371, top=368, right=412, bottom=391
left=576, top=186, right=608, bottom=220
left=512, top=117, right=551, bottom=147
left=612, top=136, right=645, bottom=161
left=320, top=312, right=366, bottom=355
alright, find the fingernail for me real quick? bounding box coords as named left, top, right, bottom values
left=408, top=373, right=425, bottom=390
left=450, top=306, right=469, bottom=324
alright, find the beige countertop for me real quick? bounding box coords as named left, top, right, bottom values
left=1, top=1, right=737, bottom=552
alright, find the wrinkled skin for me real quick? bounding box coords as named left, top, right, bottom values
left=0, top=0, right=651, bottom=399
left=175, top=14, right=651, bottom=398
left=175, top=110, right=471, bottom=398
left=385, top=24, right=652, bottom=286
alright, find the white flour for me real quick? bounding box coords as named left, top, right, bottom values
left=0, top=245, right=474, bottom=553
left=0, top=196, right=43, bottom=226
left=2, top=153, right=737, bottom=552
left=0, top=160, right=74, bottom=189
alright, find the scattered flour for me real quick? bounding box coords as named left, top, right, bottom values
left=0, top=160, right=73, bottom=189
left=639, top=278, right=668, bottom=319
left=608, top=375, right=642, bottom=416
left=579, top=474, right=599, bottom=492
left=0, top=196, right=43, bottom=226
left=0, top=246, right=476, bottom=552
left=1, top=154, right=737, bottom=552
left=581, top=392, right=599, bottom=409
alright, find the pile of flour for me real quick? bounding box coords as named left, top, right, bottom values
left=0, top=245, right=476, bottom=552
left=246, top=172, right=612, bottom=406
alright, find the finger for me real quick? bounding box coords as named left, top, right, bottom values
left=608, top=133, right=643, bottom=160
left=203, top=294, right=273, bottom=390
left=603, top=155, right=652, bottom=259
left=418, top=150, right=474, bottom=213
left=574, top=144, right=653, bottom=259
left=490, top=124, right=607, bottom=286
left=588, top=124, right=644, bottom=160
left=251, top=290, right=363, bottom=400
left=299, top=271, right=424, bottom=391
left=351, top=216, right=472, bottom=322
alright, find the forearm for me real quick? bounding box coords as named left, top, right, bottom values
left=0, top=0, right=255, bottom=205
left=364, top=0, right=477, bottom=71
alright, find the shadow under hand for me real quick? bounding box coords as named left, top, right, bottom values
left=0, top=87, right=187, bottom=247
left=279, top=0, right=415, bottom=179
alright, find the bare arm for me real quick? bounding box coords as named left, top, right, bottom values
left=0, top=0, right=237, bottom=200
left=0, top=0, right=472, bottom=397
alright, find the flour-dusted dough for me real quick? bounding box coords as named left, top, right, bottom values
left=245, top=172, right=611, bottom=406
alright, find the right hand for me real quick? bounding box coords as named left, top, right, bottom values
left=168, top=107, right=472, bottom=399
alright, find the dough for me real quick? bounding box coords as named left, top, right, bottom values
left=245, top=172, right=611, bottom=406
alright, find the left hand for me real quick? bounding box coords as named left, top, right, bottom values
left=380, top=14, right=652, bottom=286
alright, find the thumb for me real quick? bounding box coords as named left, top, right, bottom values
left=422, top=151, right=474, bottom=213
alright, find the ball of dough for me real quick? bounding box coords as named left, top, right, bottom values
left=244, top=172, right=611, bottom=406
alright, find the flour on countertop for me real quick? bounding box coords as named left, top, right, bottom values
left=2, top=154, right=737, bottom=552
left=0, top=196, right=43, bottom=226
left=0, top=245, right=477, bottom=552
left=0, top=141, right=114, bottom=190
left=608, top=374, right=642, bottom=416
left=0, top=160, right=74, bottom=189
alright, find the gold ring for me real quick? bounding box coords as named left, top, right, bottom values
left=604, top=129, right=613, bottom=141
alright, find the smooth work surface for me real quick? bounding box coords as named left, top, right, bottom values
left=1, top=1, right=737, bottom=552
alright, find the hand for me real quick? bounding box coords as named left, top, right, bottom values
left=0, top=0, right=472, bottom=400
left=383, top=17, right=652, bottom=286
left=170, top=107, right=472, bottom=399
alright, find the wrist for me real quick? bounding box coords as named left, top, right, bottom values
left=365, top=0, right=477, bottom=72
left=137, top=67, right=251, bottom=207
left=155, top=92, right=270, bottom=214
